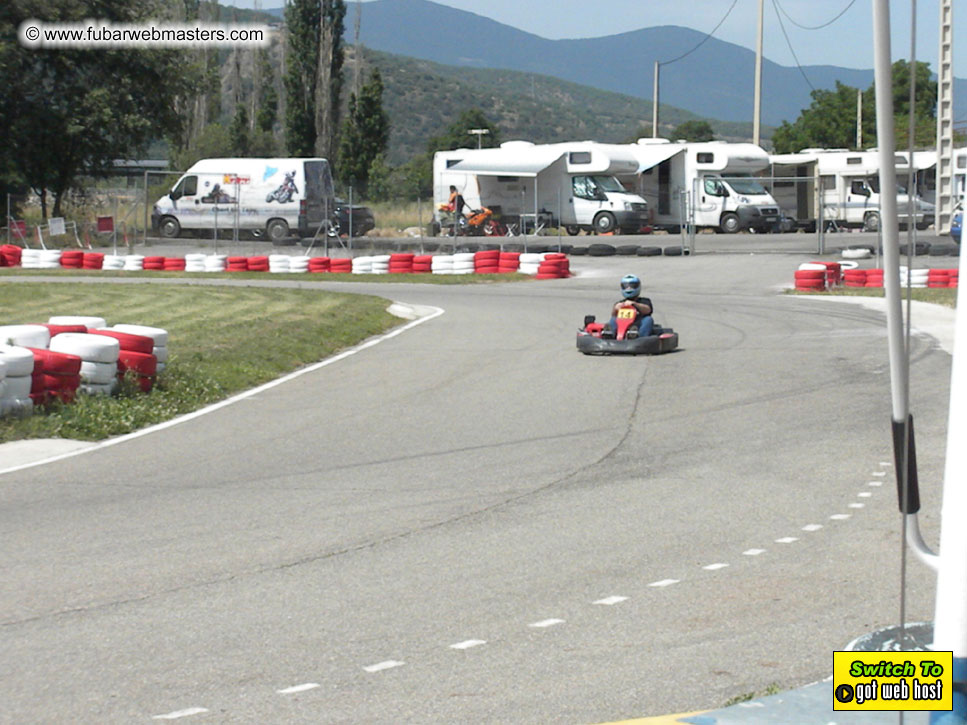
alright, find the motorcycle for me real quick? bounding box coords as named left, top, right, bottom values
left=439, top=205, right=507, bottom=236
left=576, top=302, right=679, bottom=355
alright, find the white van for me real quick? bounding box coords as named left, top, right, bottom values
left=152, top=158, right=336, bottom=242
left=627, top=140, right=780, bottom=233
left=433, top=141, right=650, bottom=235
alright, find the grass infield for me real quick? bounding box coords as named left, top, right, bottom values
left=0, top=283, right=402, bottom=443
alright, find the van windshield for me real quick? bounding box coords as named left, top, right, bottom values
left=591, top=176, right=626, bottom=193
left=724, top=174, right=767, bottom=195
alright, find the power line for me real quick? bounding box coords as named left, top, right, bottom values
left=774, top=0, right=858, bottom=30
left=660, top=0, right=739, bottom=66
left=770, top=0, right=816, bottom=91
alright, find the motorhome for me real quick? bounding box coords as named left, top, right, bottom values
left=768, top=149, right=935, bottom=231
left=152, top=158, right=336, bottom=242
left=432, top=141, right=650, bottom=235
left=624, top=140, right=781, bottom=233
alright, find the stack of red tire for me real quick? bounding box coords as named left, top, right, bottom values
left=329, top=258, right=352, bottom=273
left=27, top=347, right=82, bottom=406
left=83, top=252, right=104, bottom=270
left=88, top=329, right=158, bottom=393
left=42, top=323, right=88, bottom=337
left=498, top=251, right=520, bottom=273
left=308, top=257, right=331, bottom=273
left=164, top=257, right=186, bottom=271
left=226, top=256, right=249, bottom=272
left=60, top=250, right=84, bottom=269
left=951, top=269, right=960, bottom=288
left=389, top=253, right=414, bottom=274
left=412, top=255, right=433, bottom=273
left=813, top=261, right=841, bottom=287
left=1, top=245, right=22, bottom=266
left=536, top=253, right=570, bottom=279
left=794, top=268, right=826, bottom=291
left=474, top=249, right=500, bottom=274
left=143, top=256, right=165, bottom=271
left=246, top=256, right=269, bottom=272
left=843, top=268, right=867, bottom=287
left=865, top=269, right=885, bottom=287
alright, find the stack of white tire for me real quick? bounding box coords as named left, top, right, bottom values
left=288, top=256, right=309, bottom=273
left=204, top=254, right=227, bottom=272
left=430, top=254, right=454, bottom=274
left=110, top=324, right=169, bottom=373
left=102, top=255, right=125, bottom=271
left=20, top=249, right=42, bottom=269
left=185, top=253, right=207, bottom=272
left=48, top=315, right=107, bottom=329
left=451, top=252, right=475, bottom=275
left=518, top=253, right=543, bottom=275
left=370, top=255, right=390, bottom=274
left=49, top=333, right=120, bottom=395
left=352, top=256, right=373, bottom=274
left=269, top=254, right=291, bottom=273
left=122, top=254, right=144, bottom=271
left=0, top=345, right=35, bottom=416
left=900, top=266, right=929, bottom=288
left=0, top=324, right=51, bottom=348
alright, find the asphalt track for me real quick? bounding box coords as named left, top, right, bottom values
left=0, top=249, right=954, bottom=723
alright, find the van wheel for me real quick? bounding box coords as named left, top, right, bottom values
left=565, top=225, right=581, bottom=236
left=159, top=216, right=181, bottom=239
left=720, top=213, right=740, bottom=234
left=593, top=213, right=616, bottom=234
left=267, top=219, right=289, bottom=243
left=863, top=212, right=880, bottom=232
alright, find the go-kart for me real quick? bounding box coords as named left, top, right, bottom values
left=577, top=302, right=679, bottom=355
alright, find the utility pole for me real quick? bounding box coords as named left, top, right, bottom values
left=468, top=129, right=489, bottom=149
left=752, top=0, right=764, bottom=146
left=652, top=61, right=659, bottom=138
left=936, top=0, right=955, bottom=235
left=857, top=90, right=863, bottom=149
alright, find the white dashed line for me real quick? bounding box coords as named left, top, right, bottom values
left=703, top=563, right=729, bottom=571
left=775, top=537, right=798, bottom=544
left=858, top=492, right=873, bottom=498
left=880, top=462, right=893, bottom=467
left=802, top=524, right=823, bottom=532
left=593, top=596, right=629, bottom=605
left=277, top=683, right=320, bottom=694
left=872, top=471, right=887, bottom=477
left=849, top=503, right=865, bottom=509
left=830, top=514, right=852, bottom=520
left=868, top=481, right=884, bottom=487
left=450, top=640, right=486, bottom=650
left=152, top=709, right=209, bottom=720
left=363, top=660, right=405, bottom=673
left=743, top=549, right=766, bottom=556
left=649, top=579, right=680, bottom=588
left=529, top=619, right=565, bottom=628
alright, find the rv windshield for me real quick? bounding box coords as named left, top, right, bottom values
left=724, top=174, right=767, bottom=195
left=592, top=176, right=627, bottom=193
left=867, top=176, right=908, bottom=195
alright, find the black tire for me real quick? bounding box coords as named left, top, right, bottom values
left=720, top=212, right=740, bottom=234
left=568, top=246, right=588, bottom=256
left=159, top=216, right=181, bottom=239
left=899, top=242, right=931, bottom=256
left=929, top=243, right=957, bottom=256
left=637, top=246, right=663, bottom=256
left=428, top=221, right=440, bottom=237
left=587, top=243, right=616, bottom=257
left=565, top=225, right=582, bottom=236
left=663, top=245, right=684, bottom=256
left=593, top=212, right=617, bottom=234
left=616, top=244, right=639, bottom=255
left=502, top=243, right=525, bottom=253
left=863, top=211, right=880, bottom=232
left=267, top=219, right=289, bottom=243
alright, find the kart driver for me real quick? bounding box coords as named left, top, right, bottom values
left=605, top=274, right=653, bottom=339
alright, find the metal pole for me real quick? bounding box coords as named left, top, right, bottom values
left=113, top=197, right=118, bottom=255
left=418, top=196, right=424, bottom=254
left=348, top=185, right=354, bottom=245
left=557, top=188, right=562, bottom=250
left=143, top=171, right=149, bottom=245
left=5, top=194, right=9, bottom=245
left=753, top=0, right=764, bottom=146
left=652, top=62, right=660, bottom=138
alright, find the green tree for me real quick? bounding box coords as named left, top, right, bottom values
left=771, top=61, right=936, bottom=153
left=169, top=123, right=233, bottom=172
left=426, top=108, right=501, bottom=153
left=255, top=49, right=278, bottom=134
left=671, top=120, right=715, bottom=142
left=230, top=105, right=250, bottom=156
left=338, top=68, right=389, bottom=192
left=1, top=0, right=194, bottom=218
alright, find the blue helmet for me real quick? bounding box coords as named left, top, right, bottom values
left=620, top=274, right=641, bottom=299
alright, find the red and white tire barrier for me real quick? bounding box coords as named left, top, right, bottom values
left=474, top=249, right=500, bottom=274
left=389, top=253, right=414, bottom=274
left=0, top=345, right=35, bottom=417
left=27, top=347, right=82, bottom=405
left=0, top=324, right=52, bottom=348
left=307, top=257, right=331, bottom=273
left=795, top=265, right=960, bottom=290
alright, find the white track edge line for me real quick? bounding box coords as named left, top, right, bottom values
left=0, top=303, right=445, bottom=477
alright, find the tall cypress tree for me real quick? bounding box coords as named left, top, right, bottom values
left=283, top=0, right=320, bottom=156
left=338, top=68, right=389, bottom=194
left=314, top=0, right=346, bottom=161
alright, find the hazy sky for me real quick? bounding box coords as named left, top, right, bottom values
left=257, top=0, right=966, bottom=77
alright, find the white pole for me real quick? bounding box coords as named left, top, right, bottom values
left=652, top=62, right=660, bottom=138
left=753, top=0, right=764, bottom=146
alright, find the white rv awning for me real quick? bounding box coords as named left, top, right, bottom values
left=629, top=145, right=684, bottom=173
left=446, top=148, right=566, bottom=177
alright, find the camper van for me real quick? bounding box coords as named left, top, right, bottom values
left=625, top=140, right=781, bottom=233
left=433, top=141, right=650, bottom=235
left=152, top=158, right=336, bottom=242
left=768, top=149, right=935, bottom=232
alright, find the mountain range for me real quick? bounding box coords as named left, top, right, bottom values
left=262, top=0, right=964, bottom=128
